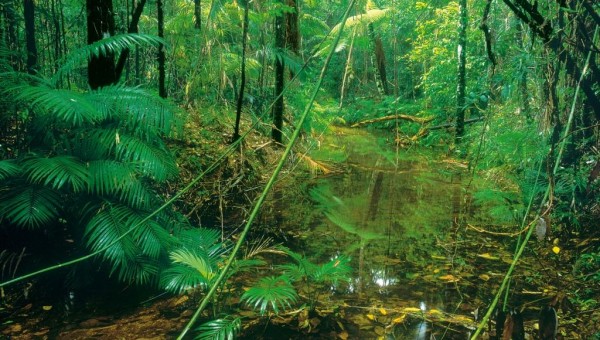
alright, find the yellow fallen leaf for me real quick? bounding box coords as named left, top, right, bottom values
left=392, top=314, right=406, bottom=324
left=403, top=307, right=422, bottom=313
left=479, top=274, right=490, bottom=281
left=428, top=309, right=443, bottom=316
left=439, top=274, right=459, bottom=282
left=42, top=305, right=52, bottom=311
left=379, top=308, right=387, bottom=316
left=366, top=314, right=376, bottom=321
left=552, top=246, right=561, bottom=254
left=477, top=253, right=499, bottom=260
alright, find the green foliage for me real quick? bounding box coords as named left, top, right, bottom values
left=196, top=315, right=242, bottom=340
left=0, top=35, right=187, bottom=284
left=241, top=275, right=298, bottom=315
left=160, top=228, right=228, bottom=294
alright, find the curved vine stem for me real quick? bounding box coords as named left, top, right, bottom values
left=176, top=1, right=358, bottom=338
left=470, top=24, right=598, bottom=339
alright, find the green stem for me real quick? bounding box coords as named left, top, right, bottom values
left=176, top=1, right=358, bottom=338
left=470, top=24, right=599, bottom=340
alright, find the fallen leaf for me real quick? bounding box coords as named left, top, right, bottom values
left=477, top=253, right=499, bottom=260
left=42, top=305, right=52, bottom=311
left=379, top=308, right=387, bottom=315
left=552, top=246, right=561, bottom=254
left=479, top=274, right=490, bottom=281
left=366, top=314, right=376, bottom=321
left=403, top=307, right=422, bottom=313
left=392, top=314, right=406, bottom=324
left=338, top=330, right=349, bottom=340
left=438, top=274, right=459, bottom=282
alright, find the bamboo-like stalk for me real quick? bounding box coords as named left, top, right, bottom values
left=470, top=24, right=599, bottom=340
left=176, top=1, right=358, bottom=337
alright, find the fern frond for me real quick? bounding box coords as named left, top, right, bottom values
left=0, top=185, right=61, bottom=228
left=22, top=155, right=88, bottom=192
left=52, top=34, right=164, bottom=83
left=241, top=275, right=298, bottom=315
left=0, top=160, right=22, bottom=180
left=196, top=316, right=242, bottom=340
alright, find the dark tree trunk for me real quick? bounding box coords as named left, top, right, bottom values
left=114, top=0, right=147, bottom=81
left=86, top=0, right=116, bottom=89
left=272, top=0, right=285, bottom=144
left=24, top=0, right=38, bottom=74
left=3, top=0, right=19, bottom=69
left=194, top=0, right=201, bottom=30
left=455, top=0, right=467, bottom=140
left=232, top=2, right=249, bottom=143
left=157, top=0, right=166, bottom=98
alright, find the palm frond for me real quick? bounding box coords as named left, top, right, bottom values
left=128, top=212, right=175, bottom=259
left=115, top=133, right=178, bottom=181
left=177, top=228, right=222, bottom=250
left=241, top=275, right=298, bottom=315
left=0, top=160, right=22, bottom=180
left=22, top=155, right=88, bottom=192
left=312, top=255, right=352, bottom=283
left=91, top=85, right=182, bottom=135
left=0, top=185, right=61, bottom=228
left=84, top=203, right=141, bottom=271
left=196, top=315, right=242, bottom=340
left=87, top=160, right=154, bottom=209
left=12, top=85, right=103, bottom=126
left=160, top=247, right=217, bottom=293
left=52, top=34, right=164, bottom=83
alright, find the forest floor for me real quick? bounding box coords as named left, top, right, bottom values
left=1, top=120, right=600, bottom=339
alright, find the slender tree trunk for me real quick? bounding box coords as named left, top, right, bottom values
left=24, top=0, right=38, bottom=74
left=157, top=0, right=166, bottom=98
left=114, top=0, right=147, bottom=81
left=194, top=0, right=201, bottom=30
left=516, top=20, right=530, bottom=119
left=232, top=1, right=249, bottom=142
left=86, top=0, right=117, bottom=89
left=3, top=0, right=19, bottom=69
left=272, top=0, right=285, bottom=144
left=367, top=23, right=388, bottom=96
left=455, top=0, right=467, bottom=140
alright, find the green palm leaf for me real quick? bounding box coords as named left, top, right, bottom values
left=0, top=160, right=22, bottom=180
left=115, top=133, right=178, bottom=181
left=52, top=34, right=164, bottom=83
left=12, top=85, right=102, bottom=126
left=161, top=248, right=217, bottom=293
left=92, top=85, right=181, bottom=135
left=87, top=160, right=154, bottom=209
left=241, top=275, right=298, bottom=315
left=196, top=316, right=242, bottom=340
left=313, top=255, right=352, bottom=283
left=0, top=185, right=61, bottom=228
left=22, top=155, right=88, bottom=192
left=84, top=203, right=141, bottom=270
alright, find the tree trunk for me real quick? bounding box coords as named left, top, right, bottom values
left=232, top=1, right=249, bottom=143
left=114, top=0, right=146, bottom=81
left=455, top=0, right=467, bottom=140
left=272, top=0, right=285, bottom=144
left=86, top=0, right=116, bottom=89
left=194, top=0, right=201, bottom=30
left=367, top=23, right=389, bottom=96
left=24, top=0, right=38, bottom=74
left=157, top=0, right=166, bottom=98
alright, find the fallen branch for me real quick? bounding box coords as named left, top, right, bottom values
left=428, top=116, right=484, bottom=131
left=351, top=114, right=434, bottom=127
